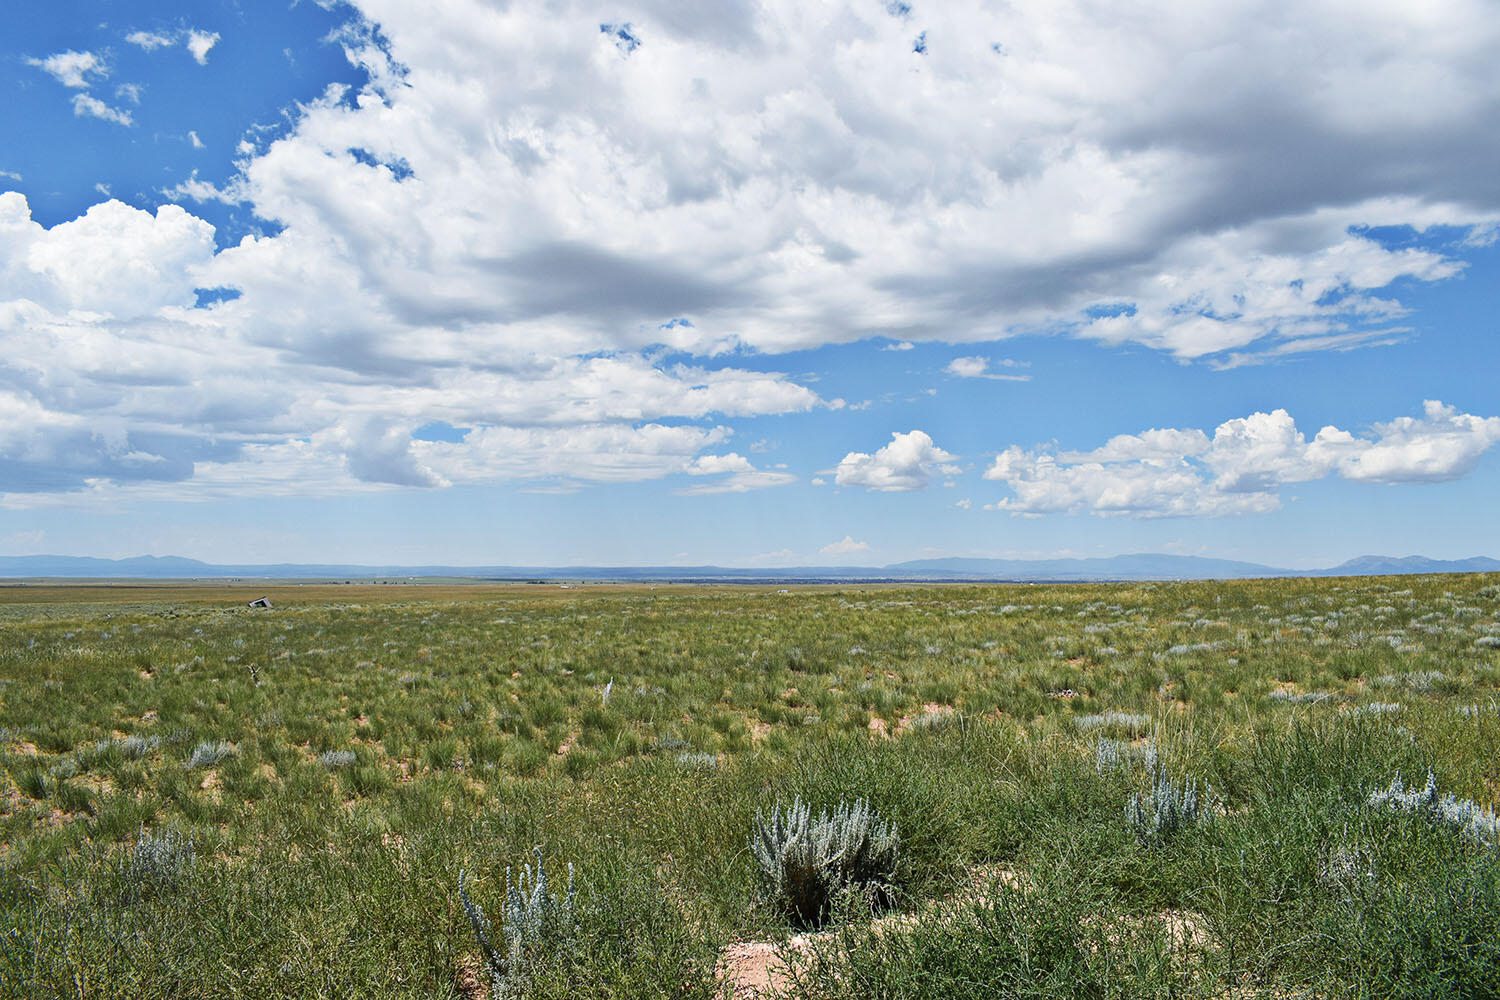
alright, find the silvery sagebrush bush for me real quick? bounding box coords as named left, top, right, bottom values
left=1268, top=689, right=1333, bottom=704
left=186, top=740, right=234, bottom=768
left=459, top=847, right=578, bottom=999
left=1075, top=711, right=1151, bottom=733
left=1095, top=734, right=1158, bottom=774
left=1126, top=766, right=1216, bottom=843
left=1318, top=843, right=1377, bottom=898
left=1368, top=770, right=1500, bottom=847
left=750, top=796, right=900, bottom=927
left=118, top=734, right=161, bottom=759
left=120, top=827, right=195, bottom=903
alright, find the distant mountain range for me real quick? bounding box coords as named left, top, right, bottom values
left=0, top=553, right=1497, bottom=582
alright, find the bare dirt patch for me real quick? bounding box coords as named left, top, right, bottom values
left=453, top=954, right=490, bottom=1000
left=718, top=936, right=818, bottom=999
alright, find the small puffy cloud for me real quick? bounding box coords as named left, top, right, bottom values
left=29, top=51, right=104, bottom=88
left=821, top=535, right=870, bottom=555
left=834, top=429, right=955, bottom=491
left=947, top=356, right=1031, bottom=381
left=947, top=356, right=989, bottom=377
left=954, top=498, right=972, bottom=509
left=883, top=341, right=915, bottom=351
left=186, top=30, right=220, bottom=65
left=163, top=172, right=236, bottom=203
left=72, top=94, right=134, bottom=126
left=983, top=401, right=1500, bottom=517
left=188, top=130, right=205, bottom=149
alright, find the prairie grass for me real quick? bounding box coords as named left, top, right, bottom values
left=0, top=574, right=1497, bottom=997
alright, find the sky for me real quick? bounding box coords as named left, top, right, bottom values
left=1, top=0, right=1498, bottom=570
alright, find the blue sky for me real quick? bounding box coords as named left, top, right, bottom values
left=1, top=0, right=1497, bottom=569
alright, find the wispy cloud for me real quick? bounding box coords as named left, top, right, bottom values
left=71, top=94, right=133, bottom=126
left=125, top=31, right=175, bottom=51
left=125, top=27, right=220, bottom=64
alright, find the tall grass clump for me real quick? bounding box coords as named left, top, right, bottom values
left=459, top=848, right=578, bottom=999
left=750, top=796, right=900, bottom=927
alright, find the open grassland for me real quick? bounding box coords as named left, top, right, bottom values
left=2, top=575, right=1500, bottom=999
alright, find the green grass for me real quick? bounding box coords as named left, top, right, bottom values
left=1, top=575, right=1498, bottom=997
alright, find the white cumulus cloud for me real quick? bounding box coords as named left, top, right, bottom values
left=834, top=429, right=955, bottom=491
left=185, top=30, right=220, bottom=65
left=29, top=50, right=104, bottom=88
left=7, top=0, right=1500, bottom=506
left=821, top=535, right=870, bottom=555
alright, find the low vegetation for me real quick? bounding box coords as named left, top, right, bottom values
left=1, top=574, right=1498, bottom=997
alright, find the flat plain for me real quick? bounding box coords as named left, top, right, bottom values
left=2, top=575, right=1499, bottom=999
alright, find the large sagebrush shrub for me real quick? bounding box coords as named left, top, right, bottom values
left=750, top=796, right=900, bottom=927
left=1369, top=770, right=1500, bottom=846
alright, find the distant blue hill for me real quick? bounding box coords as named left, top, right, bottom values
left=0, top=552, right=1496, bottom=582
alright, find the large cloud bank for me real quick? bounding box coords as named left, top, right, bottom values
left=4, top=0, right=1500, bottom=501
left=983, top=401, right=1500, bottom=517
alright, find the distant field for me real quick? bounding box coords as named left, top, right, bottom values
left=3, top=576, right=1499, bottom=998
